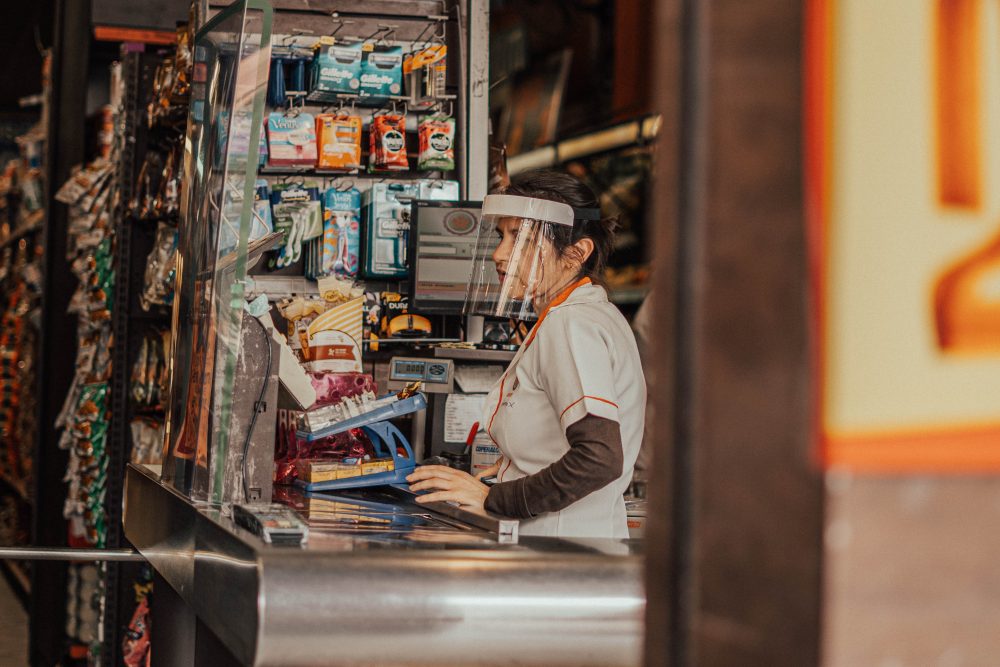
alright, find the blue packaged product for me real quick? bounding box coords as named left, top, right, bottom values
left=311, top=42, right=363, bottom=101
left=268, top=51, right=288, bottom=107
left=361, top=182, right=418, bottom=278
left=321, top=187, right=362, bottom=277
left=252, top=180, right=273, bottom=240
left=359, top=45, right=403, bottom=102
left=214, top=110, right=230, bottom=170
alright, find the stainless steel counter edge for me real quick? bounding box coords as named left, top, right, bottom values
left=124, top=464, right=644, bottom=666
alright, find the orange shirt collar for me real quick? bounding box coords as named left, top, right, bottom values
left=522, top=277, right=592, bottom=349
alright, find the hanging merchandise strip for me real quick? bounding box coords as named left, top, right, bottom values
left=54, top=159, right=117, bottom=552
left=255, top=11, right=456, bottom=182
left=51, top=59, right=127, bottom=663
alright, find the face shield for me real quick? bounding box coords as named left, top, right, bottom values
left=464, top=194, right=578, bottom=321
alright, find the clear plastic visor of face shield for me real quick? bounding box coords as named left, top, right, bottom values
left=463, top=194, right=577, bottom=321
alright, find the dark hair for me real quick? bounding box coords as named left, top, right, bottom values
left=500, top=169, right=619, bottom=285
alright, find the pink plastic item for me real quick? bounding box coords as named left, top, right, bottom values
left=310, top=372, right=377, bottom=407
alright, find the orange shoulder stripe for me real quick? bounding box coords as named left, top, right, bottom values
left=559, top=395, right=620, bottom=421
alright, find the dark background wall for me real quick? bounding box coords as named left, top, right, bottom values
left=0, top=0, right=55, bottom=114
left=92, top=0, right=191, bottom=31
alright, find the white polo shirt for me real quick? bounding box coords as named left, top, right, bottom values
left=482, top=279, right=646, bottom=538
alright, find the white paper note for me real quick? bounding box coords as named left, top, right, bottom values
left=453, top=364, right=504, bottom=393
left=444, top=393, right=487, bottom=443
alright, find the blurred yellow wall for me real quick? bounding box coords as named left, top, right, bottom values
left=823, top=0, right=1000, bottom=468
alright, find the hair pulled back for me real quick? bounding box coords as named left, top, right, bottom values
left=500, top=169, right=619, bottom=285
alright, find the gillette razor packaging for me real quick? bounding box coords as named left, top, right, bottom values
left=359, top=45, right=403, bottom=102
left=320, top=187, right=362, bottom=277
left=311, top=42, right=363, bottom=101
left=361, top=182, right=418, bottom=279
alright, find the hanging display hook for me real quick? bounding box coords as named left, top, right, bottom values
left=410, top=21, right=436, bottom=51
left=363, top=24, right=388, bottom=43
left=364, top=24, right=398, bottom=45
left=432, top=22, right=447, bottom=44
left=283, top=28, right=314, bottom=46
left=329, top=17, right=355, bottom=40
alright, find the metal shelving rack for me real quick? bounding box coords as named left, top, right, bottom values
left=102, top=49, right=174, bottom=667
left=205, top=0, right=489, bottom=202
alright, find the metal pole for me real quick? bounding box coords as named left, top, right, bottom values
left=0, top=547, right=145, bottom=562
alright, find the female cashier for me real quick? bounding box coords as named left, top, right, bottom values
left=406, top=170, right=646, bottom=539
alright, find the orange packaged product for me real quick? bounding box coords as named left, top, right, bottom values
left=369, top=114, right=409, bottom=172
left=316, top=113, right=362, bottom=171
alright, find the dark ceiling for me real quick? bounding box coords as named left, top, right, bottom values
left=0, top=0, right=56, bottom=114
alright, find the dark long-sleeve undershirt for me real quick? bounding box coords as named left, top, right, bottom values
left=484, top=414, right=623, bottom=520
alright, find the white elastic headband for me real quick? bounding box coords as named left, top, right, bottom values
left=481, top=194, right=575, bottom=227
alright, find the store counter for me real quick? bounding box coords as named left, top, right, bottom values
left=123, top=464, right=644, bottom=667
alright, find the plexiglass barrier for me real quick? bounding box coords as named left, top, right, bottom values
left=162, top=1, right=272, bottom=504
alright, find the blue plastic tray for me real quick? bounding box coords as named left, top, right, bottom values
left=297, top=393, right=427, bottom=443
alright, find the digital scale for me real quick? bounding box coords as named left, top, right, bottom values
left=386, top=357, right=454, bottom=393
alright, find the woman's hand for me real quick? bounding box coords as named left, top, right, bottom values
left=474, top=457, right=503, bottom=481
left=406, top=465, right=489, bottom=511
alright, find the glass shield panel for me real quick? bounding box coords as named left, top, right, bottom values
left=161, top=1, right=272, bottom=503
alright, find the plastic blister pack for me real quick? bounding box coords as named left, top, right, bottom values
left=418, top=114, right=455, bottom=171
left=270, top=181, right=322, bottom=268
left=140, top=222, right=178, bottom=311
left=369, top=113, right=408, bottom=172
left=316, top=113, right=362, bottom=171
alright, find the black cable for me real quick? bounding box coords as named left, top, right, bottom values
left=242, top=315, right=273, bottom=503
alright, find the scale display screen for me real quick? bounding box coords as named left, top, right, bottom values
left=393, top=361, right=428, bottom=381
left=389, top=358, right=453, bottom=385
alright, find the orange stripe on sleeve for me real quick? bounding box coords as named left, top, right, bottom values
left=559, top=395, right=620, bottom=421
